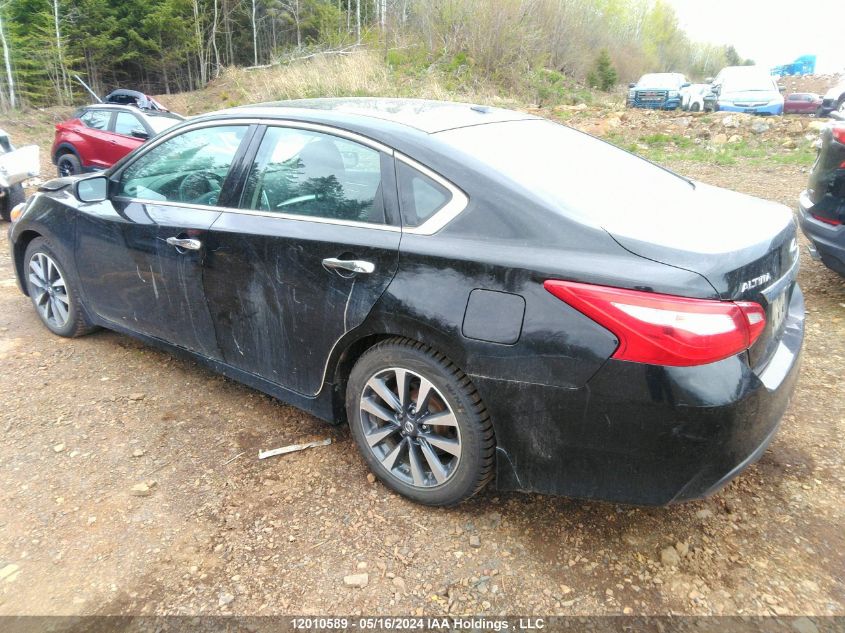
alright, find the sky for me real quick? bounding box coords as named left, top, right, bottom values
left=664, top=0, right=845, bottom=74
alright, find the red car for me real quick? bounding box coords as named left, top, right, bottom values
left=784, top=92, right=823, bottom=115
left=51, top=104, right=184, bottom=177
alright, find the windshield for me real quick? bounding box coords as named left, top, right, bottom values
left=146, top=115, right=183, bottom=134
left=436, top=119, right=692, bottom=228
left=721, top=73, right=777, bottom=93
left=637, top=74, right=682, bottom=89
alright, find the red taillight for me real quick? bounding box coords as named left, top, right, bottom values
left=812, top=213, right=842, bottom=226
left=832, top=125, right=845, bottom=145
left=544, top=280, right=766, bottom=367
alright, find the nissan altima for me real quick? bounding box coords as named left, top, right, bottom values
left=8, top=98, right=805, bottom=507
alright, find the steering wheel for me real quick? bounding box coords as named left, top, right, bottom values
left=178, top=171, right=224, bottom=205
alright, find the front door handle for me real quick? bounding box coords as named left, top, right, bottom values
left=322, top=257, right=375, bottom=274
left=166, top=236, right=202, bottom=251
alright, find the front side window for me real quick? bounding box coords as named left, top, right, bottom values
left=114, top=112, right=142, bottom=136
left=241, top=126, right=385, bottom=224
left=116, top=125, right=247, bottom=205
left=80, top=110, right=111, bottom=130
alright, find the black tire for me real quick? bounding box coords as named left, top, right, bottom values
left=56, top=152, right=81, bottom=178
left=24, top=237, right=96, bottom=338
left=346, top=337, right=495, bottom=506
left=690, top=102, right=701, bottom=112
left=0, top=183, right=24, bottom=222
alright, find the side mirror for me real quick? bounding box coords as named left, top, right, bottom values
left=704, top=77, right=714, bottom=84
left=778, top=85, right=786, bottom=93
left=75, top=175, right=109, bottom=203
left=628, top=83, right=636, bottom=89
left=681, top=82, right=691, bottom=88
left=131, top=127, right=150, bottom=140
left=712, top=85, right=721, bottom=96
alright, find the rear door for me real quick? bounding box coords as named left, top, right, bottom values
left=76, top=109, right=117, bottom=169
left=202, top=123, right=401, bottom=395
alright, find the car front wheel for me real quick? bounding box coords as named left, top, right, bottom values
left=24, top=238, right=95, bottom=338
left=347, top=338, right=495, bottom=506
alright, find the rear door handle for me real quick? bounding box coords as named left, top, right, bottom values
left=322, top=258, right=375, bottom=274
left=166, top=236, right=202, bottom=251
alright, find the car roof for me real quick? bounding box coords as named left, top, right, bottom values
left=81, top=103, right=183, bottom=119
left=224, top=98, right=537, bottom=135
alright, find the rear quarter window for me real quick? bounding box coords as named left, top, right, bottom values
left=396, top=161, right=451, bottom=227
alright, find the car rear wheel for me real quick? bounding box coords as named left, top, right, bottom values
left=690, top=102, right=700, bottom=112
left=24, top=238, right=95, bottom=338
left=0, top=183, right=24, bottom=221
left=346, top=338, right=495, bottom=506
left=56, top=153, right=81, bottom=177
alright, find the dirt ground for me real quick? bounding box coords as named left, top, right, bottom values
left=0, top=104, right=843, bottom=619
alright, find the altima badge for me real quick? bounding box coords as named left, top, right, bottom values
left=740, top=273, right=772, bottom=293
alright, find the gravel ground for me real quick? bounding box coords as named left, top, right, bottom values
left=0, top=120, right=843, bottom=618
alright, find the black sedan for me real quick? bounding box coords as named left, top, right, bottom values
left=799, top=121, right=845, bottom=276
left=9, top=98, right=804, bottom=507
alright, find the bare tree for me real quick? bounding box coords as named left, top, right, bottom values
left=52, top=0, right=69, bottom=103
left=211, top=0, right=221, bottom=77
left=356, top=0, right=361, bottom=43
left=0, top=1, right=14, bottom=109
left=278, top=0, right=302, bottom=49
left=251, top=0, right=258, bottom=66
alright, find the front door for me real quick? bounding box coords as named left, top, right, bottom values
left=77, top=109, right=118, bottom=170
left=203, top=124, right=401, bottom=395
left=76, top=123, right=252, bottom=358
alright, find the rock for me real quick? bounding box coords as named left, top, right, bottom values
left=132, top=449, right=145, bottom=458
left=53, top=443, right=65, bottom=453
left=787, top=120, right=804, bottom=134
left=128, top=393, right=146, bottom=401
left=356, top=561, right=367, bottom=570
left=675, top=541, right=689, bottom=558
left=792, top=617, right=819, bottom=633
left=695, top=508, right=714, bottom=519
left=675, top=117, right=692, bottom=128
left=660, top=545, right=681, bottom=567
left=131, top=481, right=156, bottom=497
left=366, top=473, right=376, bottom=484
left=728, top=134, right=742, bottom=144
left=808, top=121, right=829, bottom=132
left=712, top=133, right=729, bottom=145
left=750, top=121, right=770, bottom=134
left=560, top=584, right=572, bottom=594
left=344, top=573, right=369, bottom=588
left=722, top=115, right=740, bottom=128
left=218, top=592, right=234, bottom=607
left=606, top=116, right=622, bottom=129
left=469, top=535, right=481, bottom=548
left=623, top=607, right=633, bottom=614
left=392, top=576, right=406, bottom=593
left=0, top=564, right=20, bottom=582
left=782, top=139, right=797, bottom=149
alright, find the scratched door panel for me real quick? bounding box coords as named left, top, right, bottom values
left=202, top=212, right=400, bottom=395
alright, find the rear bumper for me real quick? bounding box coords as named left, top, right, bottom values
left=798, top=190, right=845, bottom=275
left=477, top=286, right=804, bottom=505
left=718, top=103, right=783, bottom=115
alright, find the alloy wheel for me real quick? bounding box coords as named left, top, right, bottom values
left=28, top=253, right=70, bottom=329
left=58, top=160, right=73, bottom=177
left=359, top=367, right=461, bottom=488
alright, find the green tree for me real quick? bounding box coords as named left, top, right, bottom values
left=587, top=49, right=618, bottom=91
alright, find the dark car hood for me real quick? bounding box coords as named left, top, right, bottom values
left=603, top=182, right=797, bottom=299
left=38, top=175, right=81, bottom=192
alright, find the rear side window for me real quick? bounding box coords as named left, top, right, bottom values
left=80, top=110, right=111, bottom=130
left=240, top=126, right=386, bottom=224
left=396, top=161, right=451, bottom=227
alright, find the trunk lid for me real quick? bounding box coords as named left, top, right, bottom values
left=603, top=182, right=799, bottom=368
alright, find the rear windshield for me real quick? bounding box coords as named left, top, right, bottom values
left=435, top=119, right=693, bottom=226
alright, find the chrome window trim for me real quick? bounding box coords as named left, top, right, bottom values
left=394, top=153, right=469, bottom=236
left=114, top=116, right=468, bottom=235
left=112, top=197, right=402, bottom=233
